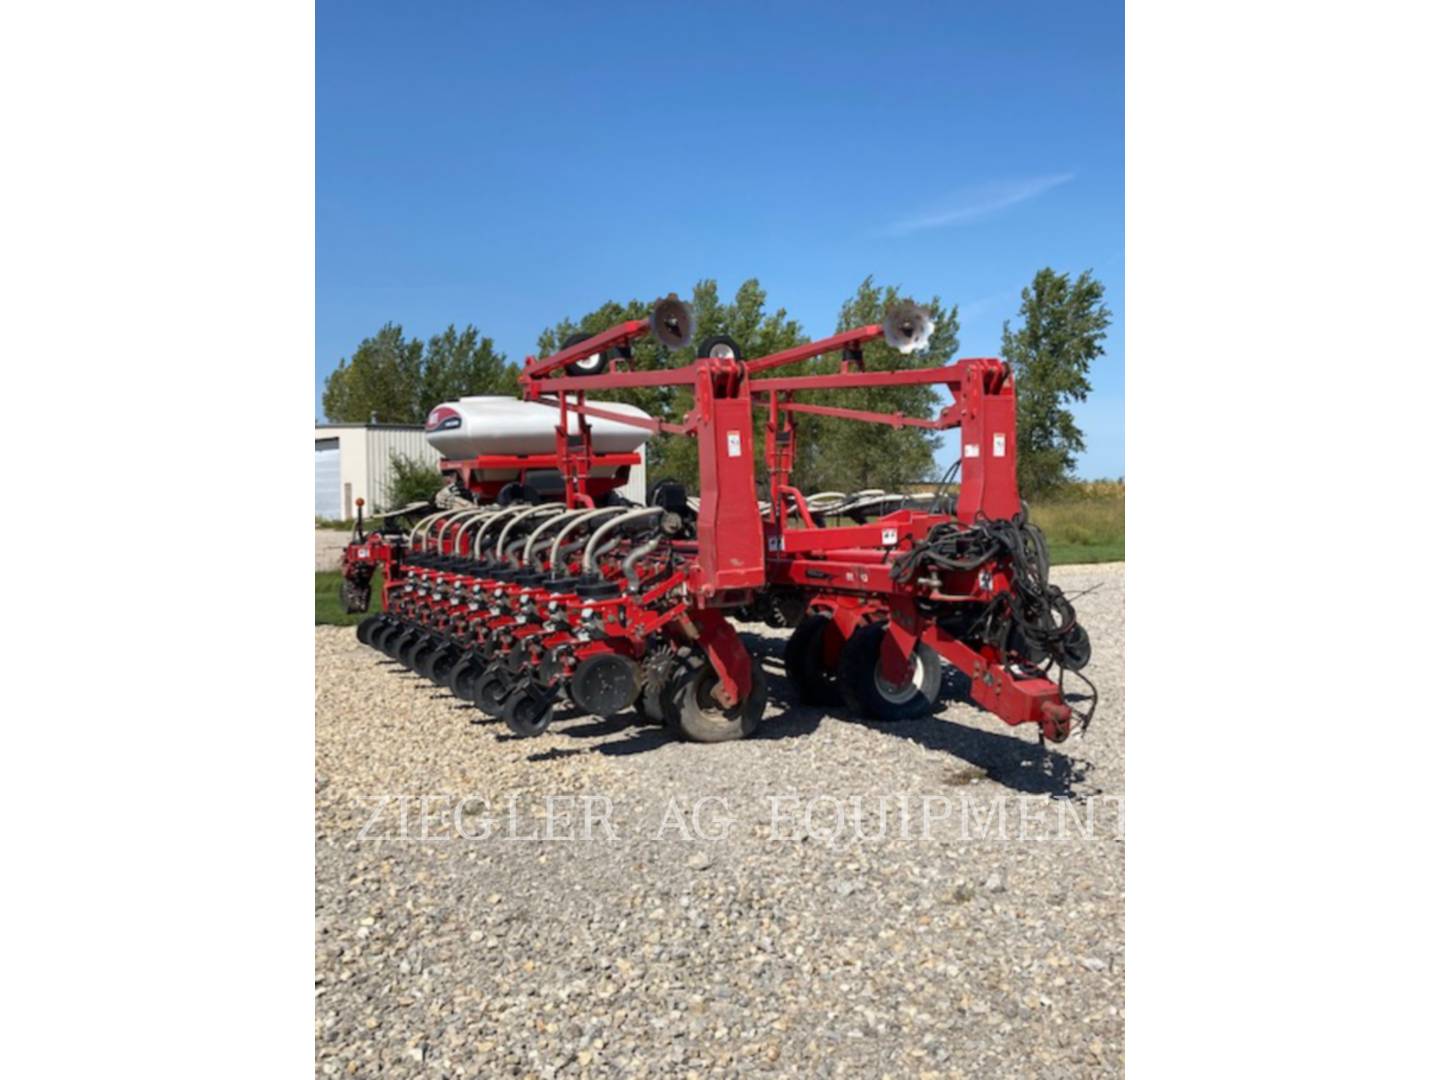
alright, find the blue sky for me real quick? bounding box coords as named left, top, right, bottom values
left=318, top=0, right=1124, bottom=477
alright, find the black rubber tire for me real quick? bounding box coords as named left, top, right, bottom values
left=370, top=620, right=394, bottom=652
left=783, top=614, right=845, bottom=706
left=356, top=614, right=384, bottom=647
left=635, top=646, right=684, bottom=725
left=380, top=623, right=412, bottom=658
left=473, top=666, right=512, bottom=716
left=426, top=644, right=460, bottom=684
left=398, top=630, right=430, bottom=669
left=447, top=653, right=485, bottom=702
left=415, top=640, right=442, bottom=680
left=503, top=686, right=556, bottom=737
left=561, top=331, right=609, bottom=377
left=695, top=334, right=742, bottom=361
left=637, top=681, right=667, bottom=725
left=664, top=651, right=768, bottom=743
left=407, top=634, right=438, bottom=673
left=838, top=624, right=942, bottom=721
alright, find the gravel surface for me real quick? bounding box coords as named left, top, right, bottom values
left=318, top=530, right=350, bottom=571
left=316, top=562, right=1124, bottom=1078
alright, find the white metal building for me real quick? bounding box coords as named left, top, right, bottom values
left=314, top=422, right=647, bottom=520
left=314, top=423, right=442, bottom=520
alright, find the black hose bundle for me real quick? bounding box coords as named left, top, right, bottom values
left=891, top=510, right=1098, bottom=730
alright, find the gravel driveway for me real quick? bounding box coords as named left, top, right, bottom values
left=318, top=529, right=351, bottom=571
left=316, top=562, right=1125, bottom=1078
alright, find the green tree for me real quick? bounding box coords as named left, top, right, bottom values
left=1001, top=269, right=1111, bottom=495
left=536, top=279, right=807, bottom=489
left=321, top=323, right=422, bottom=423
left=777, top=276, right=960, bottom=493
left=384, top=452, right=442, bottom=508
left=419, top=326, right=518, bottom=413
left=322, top=323, right=519, bottom=423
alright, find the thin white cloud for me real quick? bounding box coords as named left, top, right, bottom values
left=881, top=173, right=1075, bottom=236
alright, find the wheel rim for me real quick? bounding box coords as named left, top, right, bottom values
left=873, top=654, right=925, bottom=704
left=693, top=670, right=741, bottom=721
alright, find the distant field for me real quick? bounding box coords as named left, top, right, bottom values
left=1029, top=485, right=1125, bottom=564
left=898, top=479, right=1125, bottom=564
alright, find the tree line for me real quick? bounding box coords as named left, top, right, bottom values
left=321, top=270, right=1110, bottom=496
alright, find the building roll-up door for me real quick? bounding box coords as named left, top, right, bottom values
left=315, top=438, right=341, bottom=519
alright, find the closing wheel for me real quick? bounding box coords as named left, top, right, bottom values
left=664, top=651, right=768, bottom=743
left=407, top=634, right=439, bottom=673
left=638, top=682, right=667, bottom=725
left=399, top=631, right=432, bottom=670
left=370, top=620, right=397, bottom=652
left=503, top=685, right=556, bottom=737
left=838, top=624, right=942, bottom=721
left=784, top=613, right=845, bottom=706
left=339, top=577, right=371, bottom=614
left=561, top=331, right=609, bottom=377
left=356, top=614, right=385, bottom=646
left=447, top=652, right=485, bottom=701
left=473, top=666, right=512, bottom=716
left=381, top=623, right=413, bottom=658
left=425, top=643, right=460, bottom=684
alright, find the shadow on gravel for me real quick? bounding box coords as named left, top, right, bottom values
left=439, top=631, right=1094, bottom=796
left=763, top=631, right=1095, bottom=799
left=855, top=714, right=1095, bottom=798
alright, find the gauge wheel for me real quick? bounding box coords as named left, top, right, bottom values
left=838, top=623, right=942, bottom=721
left=663, top=651, right=768, bottom=743
left=695, top=334, right=742, bottom=361
left=783, top=613, right=845, bottom=706
left=561, top=331, right=610, bottom=377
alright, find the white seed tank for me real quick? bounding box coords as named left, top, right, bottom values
left=424, top=396, right=653, bottom=476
